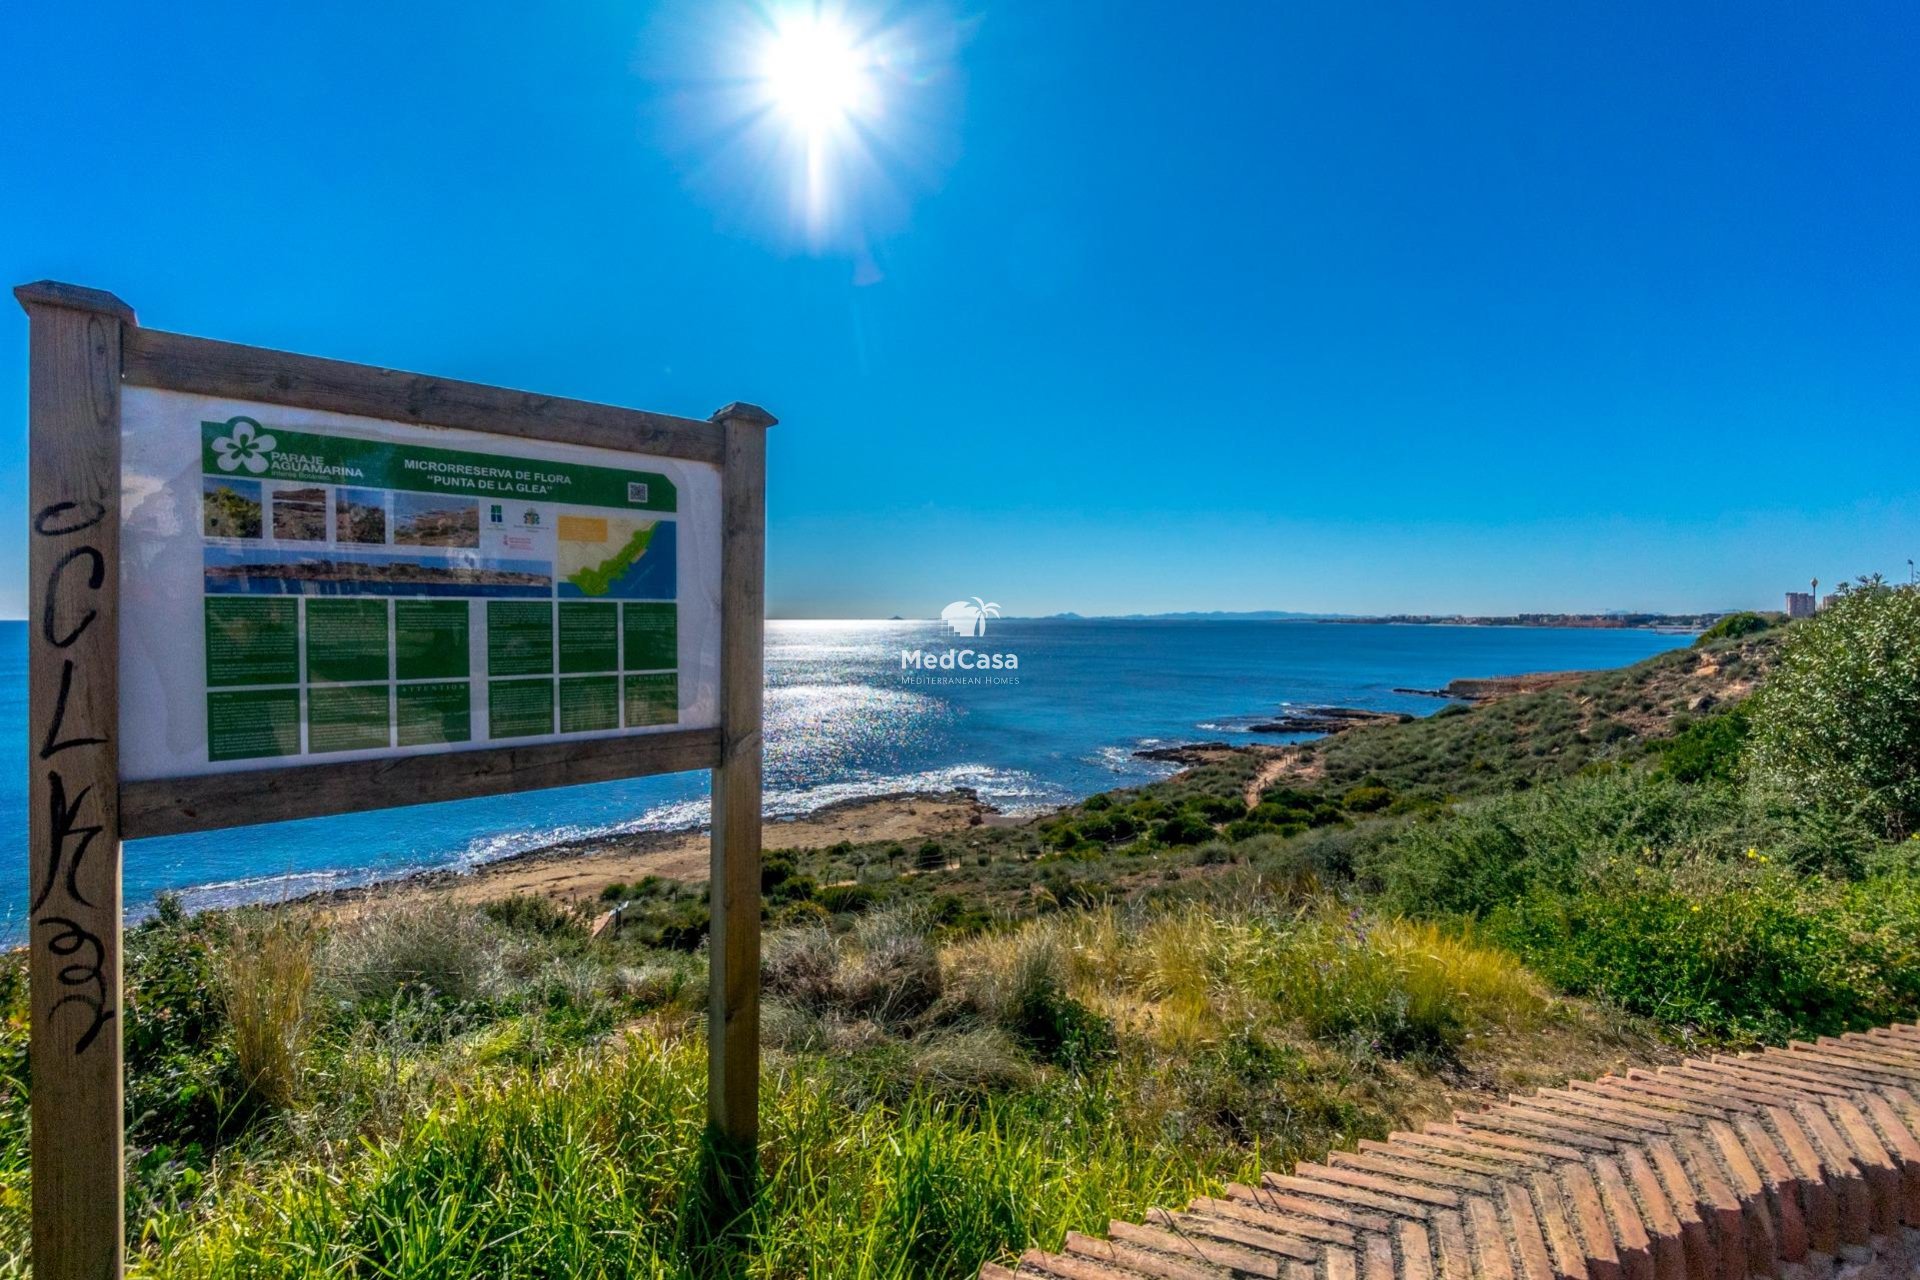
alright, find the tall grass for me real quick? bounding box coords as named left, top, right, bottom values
left=949, top=903, right=1547, bottom=1058
left=220, top=920, right=317, bottom=1110
left=137, top=1029, right=1226, bottom=1280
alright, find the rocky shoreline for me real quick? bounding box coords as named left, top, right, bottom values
left=1392, top=669, right=1599, bottom=702
left=293, top=665, right=1588, bottom=914
left=1247, top=706, right=1412, bottom=734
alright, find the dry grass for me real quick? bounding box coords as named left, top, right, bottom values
left=220, top=918, right=318, bottom=1110
left=947, top=903, right=1549, bottom=1058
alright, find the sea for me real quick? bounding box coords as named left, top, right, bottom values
left=0, top=618, right=1690, bottom=938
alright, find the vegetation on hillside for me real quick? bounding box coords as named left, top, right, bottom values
left=5, top=589, right=1920, bottom=1275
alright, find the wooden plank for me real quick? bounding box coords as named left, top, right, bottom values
left=707, top=403, right=773, bottom=1155
left=123, top=326, right=726, bottom=465
left=120, top=727, right=723, bottom=837
left=18, top=281, right=132, bottom=1280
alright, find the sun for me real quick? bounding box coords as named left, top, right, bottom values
left=660, top=0, right=957, bottom=251
left=758, top=10, right=877, bottom=139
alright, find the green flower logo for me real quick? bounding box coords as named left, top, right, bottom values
left=211, top=417, right=277, bottom=474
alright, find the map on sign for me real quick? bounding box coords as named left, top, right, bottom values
left=557, top=515, right=676, bottom=598
left=116, top=391, right=725, bottom=780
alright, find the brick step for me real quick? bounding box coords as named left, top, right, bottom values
left=987, top=1023, right=1920, bottom=1280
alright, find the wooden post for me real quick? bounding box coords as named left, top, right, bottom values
left=17, top=280, right=134, bottom=1280
left=707, top=401, right=775, bottom=1169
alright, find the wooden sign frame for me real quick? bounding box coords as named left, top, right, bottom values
left=16, top=280, right=773, bottom=1278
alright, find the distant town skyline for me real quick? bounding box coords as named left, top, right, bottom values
left=3, top=3, right=1918, bottom=619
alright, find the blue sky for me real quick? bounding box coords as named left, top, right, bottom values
left=4, top=1, right=1917, bottom=618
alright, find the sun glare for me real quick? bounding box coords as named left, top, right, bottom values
left=745, top=7, right=895, bottom=240
left=760, top=12, right=875, bottom=137
left=662, top=0, right=957, bottom=252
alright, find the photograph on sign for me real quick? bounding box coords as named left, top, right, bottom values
left=118, top=388, right=723, bottom=782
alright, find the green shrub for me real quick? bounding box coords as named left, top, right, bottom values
left=1154, top=813, right=1215, bottom=846
left=1342, top=784, right=1392, bottom=813
left=1695, top=612, right=1775, bottom=646
left=1488, top=864, right=1920, bottom=1041
left=762, top=851, right=800, bottom=892
left=124, top=907, right=246, bottom=1151
left=1075, top=812, right=1118, bottom=844
left=1747, top=583, right=1920, bottom=837
left=1183, top=795, right=1247, bottom=824
left=818, top=883, right=878, bottom=915
left=1651, top=704, right=1751, bottom=784
left=483, top=895, right=579, bottom=937
left=1371, top=770, right=1749, bottom=917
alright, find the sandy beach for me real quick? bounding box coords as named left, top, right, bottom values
left=341, top=788, right=1002, bottom=912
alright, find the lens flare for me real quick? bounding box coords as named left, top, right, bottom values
left=647, top=1, right=963, bottom=255
left=760, top=11, right=876, bottom=137
left=755, top=9, right=882, bottom=237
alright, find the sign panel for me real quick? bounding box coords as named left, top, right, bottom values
left=118, top=388, right=723, bottom=781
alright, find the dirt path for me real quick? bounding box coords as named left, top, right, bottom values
left=1243, top=746, right=1319, bottom=807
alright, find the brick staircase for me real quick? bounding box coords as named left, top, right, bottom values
left=984, top=1025, right=1920, bottom=1280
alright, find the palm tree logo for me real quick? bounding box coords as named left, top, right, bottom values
left=940, top=597, right=1001, bottom=636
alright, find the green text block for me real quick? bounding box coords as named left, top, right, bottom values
left=397, top=680, right=471, bottom=747
left=306, top=599, right=391, bottom=683
left=395, top=600, right=470, bottom=680
left=622, top=602, right=677, bottom=671
left=623, top=672, right=679, bottom=727
left=205, top=598, right=299, bottom=687
left=559, top=676, right=620, bottom=733
left=487, top=602, right=553, bottom=676
left=307, top=684, right=392, bottom=753
left=559, top=602, right=619, bottom=674
left=489, top=677, right=555, bottom=738
left=207, top=688, right=301, bottom=761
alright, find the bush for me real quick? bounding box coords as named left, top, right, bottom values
left=124, top=906, right=243, bottom=1150
left=484, top=895, right=580, bottom=937
left=1695, top=612, right=1775, bottom=646
left=1154, top=813, right=1215, bottom=846
left=817, top=883, right=878, bottom=915
left=1488, top=863, right=1920, bottom=1041
left=844, top=910, right=944, bottom=1023
left=762, top=911, right=943, bottom=1027
left=1651, top=704, right=1751, bottom=784
left=323, top=900, right=507, bottom=1004
left=1371, top=770, right=1749, bottom=918
left=1342, top=784, right=1392, bottom=813
left=1183, top=795, right=1247, bottom=824
left=1747, top=583, right=1920, bottom=837
left=763, top=927, right=841, bottom=1010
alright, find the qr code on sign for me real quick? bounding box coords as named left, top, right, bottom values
left=627, top=482, right=649, bottom=503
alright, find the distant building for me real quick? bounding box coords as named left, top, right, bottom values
left=1822, top=593, right=1841, bottom=611
left=1786, top=592, right=1815, bottom=619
